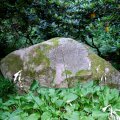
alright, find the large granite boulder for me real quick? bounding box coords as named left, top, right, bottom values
left=0, top=38, right=120, bottom=91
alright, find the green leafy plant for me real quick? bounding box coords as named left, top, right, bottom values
left=0, top=80, right=119, bottom=120
left=0, top=75, right=16, bottom=98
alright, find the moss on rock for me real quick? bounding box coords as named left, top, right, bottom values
left=50, top=37, right=60, bottom=47
left=88, top=53, right=114, bottom=80
left=22, top=46, right=51, bottom=79
left=76, top=70, right=92, bottom=79
left=42, top=44, right=52, bottom=52
left=1, top=54, right=23, bottom=75
left=28, top=47, right=50, bottom=66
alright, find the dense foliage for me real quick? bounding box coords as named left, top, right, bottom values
left=0, top=76, right=16, bottom=98
left=0, top=80, right=120, bottom=120
left=0, top=0, right=120, bottom=69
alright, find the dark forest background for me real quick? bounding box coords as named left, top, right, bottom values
left=0, top=0, right=120, bottom=70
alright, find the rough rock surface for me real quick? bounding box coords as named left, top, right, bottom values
left=0, top=37, right=120, bottom=91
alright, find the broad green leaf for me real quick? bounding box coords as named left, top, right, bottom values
left=51, top=97, right=58, bottom=103
left=55, top=99, right=64, bottom=107
left=81, top=88, right=89, bottom=96
left=92, top=110, right=108, bottom=119
left=69, top=111, right=80, bottom=120
left=48, top=89, right=55, bottom=96
left=83, top=107, right=92, bottom=113
left=64, top=93, right=78, bottom=103
left=83, top=80, right=94, bottom=88
left=110, top=89, right=119, bottom=101
left=27, top=113, right=40, bottom=120
left=9, top=112, right=28, bottom=120
left=30, top=80, right=39, bottom=91
left=33, top=96, right=43, bottom=109
left=3, top=100, right=15, bottom=106
left=80, top=116, right=94, bottom=120
left=41, top=112, right=52, bottom=120
left=0, top=112, right=10, bottom=120
left=9, top=115, right=21, bottom=120
left=64, top=111, right=80, bottom=120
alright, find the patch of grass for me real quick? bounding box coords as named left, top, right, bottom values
left=0, top=80, right=120, bottom=120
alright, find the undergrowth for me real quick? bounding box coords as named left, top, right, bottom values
left=0, top=80, right=120, bottom=120
left=0, top=75, right=16, bottom=99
